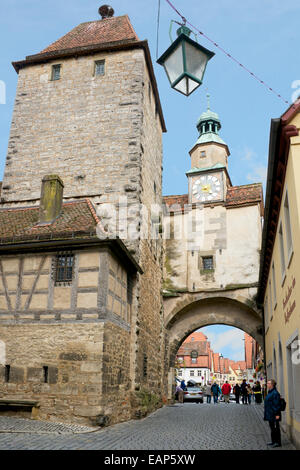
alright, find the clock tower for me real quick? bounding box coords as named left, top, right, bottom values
left=187, top=96, right=231, bottom=204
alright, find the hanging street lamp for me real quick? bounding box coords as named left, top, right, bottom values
left=157, top=22, right=215, bottom=96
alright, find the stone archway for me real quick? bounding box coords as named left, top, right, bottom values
left=163, top=290, right=263, bottom=398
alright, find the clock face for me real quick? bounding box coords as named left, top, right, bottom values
left=192, top=174, right=222, bottom=202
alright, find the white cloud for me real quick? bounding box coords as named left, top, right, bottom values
left=201, top=326, right=245, bottom=360
left=246, top=166, right=267, bottom=184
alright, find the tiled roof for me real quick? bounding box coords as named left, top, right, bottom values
left=163, top=194, right=188, bottom=210
left=177, top=340, right=209, bottom=356
left=229, top=360, right=246, bottom=372
left=225, top=183, right=263, bottom=209
left=40, top=16, right=139, bottom=54
left=164, top=183, right=263, bottom=212
left=183, top=332, right=208, bottom=343
left=182, top=356, right=209, bottom=368
left=0, top=199, right=102, bottom=244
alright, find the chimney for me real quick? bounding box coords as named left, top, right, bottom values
left=39, top=175, right=64, bottom=224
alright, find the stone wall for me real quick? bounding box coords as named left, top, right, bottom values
left=0, top=323, right=105, bottom=425
left=2, top=49, right=147, bottom=209
left=163, top=203, right=262, bottom=292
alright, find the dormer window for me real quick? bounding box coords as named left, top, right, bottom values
left=51, top=64, right=61, bottom=81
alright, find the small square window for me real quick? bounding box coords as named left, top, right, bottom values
left=55, top=253, right=74, bottom=284
left=95, top=60, right=105, bottom=76
left=202, top=256, right=213, bottom=270
left=51, top=64, right=61, bottom=81
left=200, top=151, right=206, bottom=158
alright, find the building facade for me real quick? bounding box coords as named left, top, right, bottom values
left=258, top=101, right=300, bottom=449
left=176, top=332, right=212, bottom=384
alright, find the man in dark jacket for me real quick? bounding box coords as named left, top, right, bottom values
left=233, top=383, right=240, bottom=404
left=240, top=379, right=248, bottom=404
left=211, top=382, right=220, bottom=404
left=264, top=379, right=281, bottom=448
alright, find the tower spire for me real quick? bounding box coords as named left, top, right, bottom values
left=206, top=92, right=210, bottom=111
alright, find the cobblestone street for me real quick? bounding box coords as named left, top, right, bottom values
left=0, top=402, right=295, bottom=450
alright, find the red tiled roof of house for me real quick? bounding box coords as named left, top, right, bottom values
left=177, top=340, right=209, bottom=356
left=183, top=332, right=208, bottom=343
left=40, top=15, right=139, bottom=55
left=163, top=194, right=188, bottom=211
left=225, top=183, right=263, bottom=213
left=181, top=356, right=210, bottom=368
left=230, top=360, right=247, bottom=372
left=164, top=183, right=263, bottom=213
left=0, top=199, right=102, bottom=244
left=213, top=353, right=220, bottom=373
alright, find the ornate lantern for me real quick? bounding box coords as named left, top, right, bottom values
left=157, top=24, right=215, bottom=96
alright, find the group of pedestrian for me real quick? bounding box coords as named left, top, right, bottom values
left=175, top=376, right=283, bottom=448
left=233, top=379, right=262, bottom=404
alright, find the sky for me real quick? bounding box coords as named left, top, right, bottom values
left=200, top=325, right=245, bottom=362
left=0, top=1, right=299, bottom=359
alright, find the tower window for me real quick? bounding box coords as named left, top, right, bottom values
left=55, top=253, right=74, bottom=284
left=127, top=273, right=134, bottom=305
left=143, top=353, right=148, bottom=378
left=43, top=366, right=49, bottom=384
left=51, top=64, right=61, bottom=81
left=202, top=256, right=214, bottom=270
left=5, top=365, right=10, bottom=383
left=200, top=151, right=206, bottom=158
left=94, top=60, right=105, bottom=76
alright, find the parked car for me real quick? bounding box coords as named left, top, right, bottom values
left=183, top=386, right=204, bottom=403
left=220, top=392, right=235, bottom=402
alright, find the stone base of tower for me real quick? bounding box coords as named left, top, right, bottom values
left=0, top=320, right=166, bottom=426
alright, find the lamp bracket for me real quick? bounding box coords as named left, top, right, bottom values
left=169, top=20, right=198, bottom=43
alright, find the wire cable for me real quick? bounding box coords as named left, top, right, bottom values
left=156, top=0, right=161, bottom=60
left=165, top=0, right=294, bottom=108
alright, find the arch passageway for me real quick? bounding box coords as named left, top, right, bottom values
left=164, top=290, right=263, bottom=369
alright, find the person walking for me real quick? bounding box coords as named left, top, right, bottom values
left=176, top=384, right=184, bottom=404
left=253, top=381, right=262, bottom=404
left=204, top=382, right=212, bottom=404
left=240, top=379, right=248, bottom=404
left=264, top=379, right=282, bottom=448
left=180, top=379, right=187, bottom=391
left=211, top=382, right=220, bottom=404
left=221, top=381, right=231, bottom=404
left=246, top=384, right=252, bottom=404
left=233, top=383, right=240, bottom=404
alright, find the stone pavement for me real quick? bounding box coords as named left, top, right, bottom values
left=0, top=402, right=295, bottom=450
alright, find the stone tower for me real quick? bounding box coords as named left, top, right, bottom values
left=0, top=7, right=166, bottom=425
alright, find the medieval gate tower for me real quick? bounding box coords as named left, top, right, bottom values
left=0, top=7, right=166, bottom=425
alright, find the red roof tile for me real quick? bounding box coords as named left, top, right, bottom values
left=40, top=16, right=138, bottom=54
left=0, top=199, right=102, bottom=244
left=183, top=332, right=208, bottom=343
left=177, top=340, right=209, bottom=356
left=225, top=183, right=263, bottom=211
left=164, top=183, right=263, bottom=213
left=163, top=194, right=188, bottom=210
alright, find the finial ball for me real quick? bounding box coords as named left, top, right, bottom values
left=99, top=5, right=114, bottom=19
